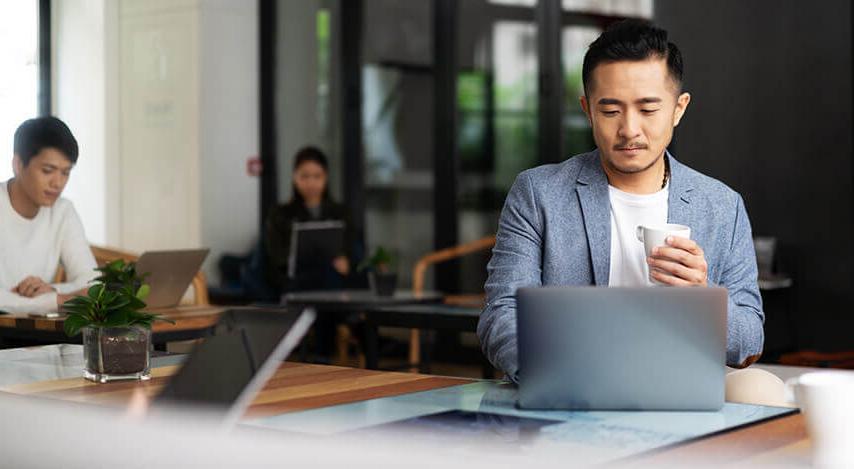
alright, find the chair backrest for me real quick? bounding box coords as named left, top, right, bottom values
left=753, top=236, right=777, bottom=276
left=55, top=245, right=209, bottom=306
left=91, top=245, right=137, bottom=265
left=411, top=235, right=495, bottom=307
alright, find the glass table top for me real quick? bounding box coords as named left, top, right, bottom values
left=0, top=344, right=184, bottom=388
left=0, top=345, right=797, bottom=465
left=247, top=381, right=796, bottom=465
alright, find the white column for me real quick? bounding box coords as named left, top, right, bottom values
left=52, top=0, right=119, bottom=246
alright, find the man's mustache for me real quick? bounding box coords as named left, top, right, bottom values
left=614, top=143, right=648, bottom=150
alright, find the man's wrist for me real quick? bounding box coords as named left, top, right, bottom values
left=55, top=292, right=69, bottom=307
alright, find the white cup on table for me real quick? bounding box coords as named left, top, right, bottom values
left=635, top=223, right=692, bottom=285
left=787, top=371, right=854, bottom=468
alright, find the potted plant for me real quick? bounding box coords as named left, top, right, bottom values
left=358, top=246, right=398, bottom=296
left=63, top=260, right=173, bottom=383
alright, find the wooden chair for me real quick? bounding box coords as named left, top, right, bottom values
left=55, top=245, right=209, bottom=306
left=408, top=235, right=496, bottom=371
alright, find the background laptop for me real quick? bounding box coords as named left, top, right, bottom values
left=287, top=220, right=345, bottom=279
left=516, top=286, right=727, bottom=411
left=154, top=307, right=315, bottom=428
left=135, top=249, right=209, bottom=309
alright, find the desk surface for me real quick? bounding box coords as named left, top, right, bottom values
left=638, top=412, right=808, bottom=466
left=370, top=304, right=482, bottom=316
left=283, top=289, right=443, bottom=310
left=247, top=380, right=798, bottom=465
left=0, top=344, right=809, bottom=466
left=0, top=305, right=225, bottom=335
left=0, top=345, right=467, bottom=420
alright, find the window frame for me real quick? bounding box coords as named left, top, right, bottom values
left=38, top=0, right=51, bottom=116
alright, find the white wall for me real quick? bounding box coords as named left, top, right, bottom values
left=52, top=0, right=117, bottom=246
left=53, top=0, right=259, bottom=285
left=198, top=0, right=259, bottom=282
left=118, top=0, right=202, bottom=252
left=0, top=2, right=41, bottom=183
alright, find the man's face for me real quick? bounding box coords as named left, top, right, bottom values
left=13, top=148, right=74, bottom=207
left=581, top=58, right=690, bottom=176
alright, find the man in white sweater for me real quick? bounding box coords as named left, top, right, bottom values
left=0, top=117, right=97, bottom=314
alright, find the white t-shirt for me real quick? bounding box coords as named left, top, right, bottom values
left=0, top=181, right=97, bottom=313
left=607, top=184, right=669, bottom=287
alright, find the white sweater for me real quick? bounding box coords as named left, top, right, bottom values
left=0, top=181, right=97, bottom=313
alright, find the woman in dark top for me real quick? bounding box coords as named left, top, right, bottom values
left=265, top=147, right=354, bottom=293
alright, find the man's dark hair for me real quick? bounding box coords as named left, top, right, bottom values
left=13, top=116, right=79, bottom=166
left=290, top=146, right=331, bottom=204
left=582, top=19, right=683, bottom=95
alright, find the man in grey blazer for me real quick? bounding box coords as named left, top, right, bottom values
left=478, top=20, right=764, bottom=384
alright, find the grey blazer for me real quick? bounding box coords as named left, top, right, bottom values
left=478, top=150, right=764, bottom=381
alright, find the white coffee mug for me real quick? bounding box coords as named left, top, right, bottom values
left=787, top=371, right=854, bottom=468
left=635, top=224, right=692, bottom=285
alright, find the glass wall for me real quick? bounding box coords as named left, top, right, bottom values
left=563, top=0, right=653, bottom=16
left=275, top=0, right=342, bottom=205
left=562, top=26, right=600, bottom=157
left=457, top=2, right=539, bottom=293
left=362, top=0, right=435, bottom=288
left=561, top=1, right=653, bottom=156
left=271, top=0, right=654, bottom=293
left=454, top=0, right=652, bottom=293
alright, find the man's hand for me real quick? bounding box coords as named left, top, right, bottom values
left=56, top=288, right=89, bottom=308
left=332, top=256, right=350, bottom=276
left=647, top=236, right=708, bottom=287
left=56, top=293, right=75, bottom=307
left=13, top=276, right=55, bottom=298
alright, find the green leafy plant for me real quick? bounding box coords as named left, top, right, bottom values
left=357, top=246, right=396, bottom=273
left=63, top=260, right=173, bottom=337
left=93, top=259, right=147, bottom=292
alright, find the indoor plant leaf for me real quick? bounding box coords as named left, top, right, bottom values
left=136, top=284, right=150, bottom=300
left=357, top=246, right=398, bottom=273
left=65, top=260, right=155, bottom=337
left=103, top=310, right=131, bottom=327
left=70, top=259, right=157, bottom=382
left=64, top=314, right=91, bottom=337
left=87, top=283, right=105, bottom=300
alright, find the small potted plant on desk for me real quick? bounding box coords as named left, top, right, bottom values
left=358, top=247, right=398, bottom=297
left=63, top=260, right=173, bottom=383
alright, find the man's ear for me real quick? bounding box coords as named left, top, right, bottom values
left=672, top=92, right=691, bottom=127
left=12, top=154, right=22, bottom=177
left=580, top=95, right=592, bottom=126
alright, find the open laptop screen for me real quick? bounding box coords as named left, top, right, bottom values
left=155, top=308, right=314, bottom=422
left=136, top=249, right=209, bottom=309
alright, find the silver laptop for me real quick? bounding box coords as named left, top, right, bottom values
left=135, top=249, right=209, bottom=309
left=154, top=307, right=316, bottom=428
left=516, top=286, right=727, bottom=411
